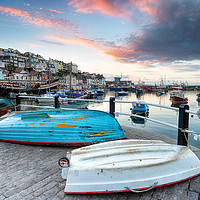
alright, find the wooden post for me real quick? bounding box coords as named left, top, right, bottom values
left=54, top=96, right=60, bottom=108
left=109, top=97, right=115, bottom=117
left=16, top=94, right=20, bottom=111
left=178, top=104, right=189, bottom=146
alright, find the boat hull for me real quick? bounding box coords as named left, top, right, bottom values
left=61, top=139, right=200, bottom=194
left=0, top=105, right=11, bottom=117
left=171, top=96, right=188, bottom=104
left=0, top=109, right=126, bottom=146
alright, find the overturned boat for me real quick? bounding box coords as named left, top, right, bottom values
left=0, top=109, right=126, bottom=146
left=59, top=139, right=200, bottom=194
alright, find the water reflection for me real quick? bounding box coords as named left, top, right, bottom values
left=10, top=90, right=200, bottom=149
left=100, top=90, right=199, bottom=149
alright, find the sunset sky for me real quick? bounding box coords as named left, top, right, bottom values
left=0, top=0, right=200, bottom=84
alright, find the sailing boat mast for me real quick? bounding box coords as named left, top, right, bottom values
left=69, top=62, right=72, bottom=98
left=29, top=56, right=31, bottom=88
left=48, top=59, right=51, bottom=93
left=26, top=55, right=32, bottom=89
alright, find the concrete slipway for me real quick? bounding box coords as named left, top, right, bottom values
left=0, top=126, right=200, bottom=200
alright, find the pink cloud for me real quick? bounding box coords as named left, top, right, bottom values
left=68, top=0, right=159, bottom=20
left=68, top=0, right=132, bottom=18
left=0, top=6, right=77, bottom=34
left=46, top=9, right=64, bottom=14
left=46, top=35, right=139, bottom=63
left=23, top=42, right=41, bottom=47
left=46, top=35, right=104, bottom=51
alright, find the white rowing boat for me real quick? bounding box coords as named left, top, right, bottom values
left=59, top=139, right=200, bottom=194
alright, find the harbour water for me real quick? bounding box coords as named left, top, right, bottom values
left=21, top=90, right=200, bottom=149
left=87, top=90, right=200, bottom=149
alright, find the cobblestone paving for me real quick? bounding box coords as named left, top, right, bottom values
left=0, top=127, right=200, bottom=200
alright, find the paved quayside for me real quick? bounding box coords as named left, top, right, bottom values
left=0, top=126, right=200, bottom=200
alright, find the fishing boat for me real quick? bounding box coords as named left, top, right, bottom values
left=0, top=98, right=14, bottom=117
left=158, top=91, right=165, bottom=96
left=136, top=86, right=144, bottom=94
left=117, top=91, right=128, bottom=96
left=59, top=139, right=200, bottom=194
left=130, top=102, right=149, bottom=124
left=0, top=109, right=126, bottom=145
left=170, top=87, right=184, bottom=99
left=0, top=80, right=59, bottom=96
left=36, top=93, right=59, bottom=103
left=57, top=89, right=85, bottom=98
left=130, top=102, right=149, bottom=115
left=170, top=87, right=188, bottom=104
left=171, top=95, right=188, bottom=104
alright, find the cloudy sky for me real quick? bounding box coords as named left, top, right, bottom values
left=0, top=0, right=200, bottom=84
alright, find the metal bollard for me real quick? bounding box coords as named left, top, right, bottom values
left=109, top=97, right=115, bottom=117
left=178, top=104, right=189, bottom=146
left=54, top=96, right=60, bottom=108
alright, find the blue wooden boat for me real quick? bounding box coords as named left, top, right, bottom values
left=57, top=89, right=84, bottom=98
left=158, top=91, right=165, bottom=96
left=0, top=109, right=126, bottom=146
left=130, top=102, right=149, bottom=124
left=130, top=102, right=149, bottom=115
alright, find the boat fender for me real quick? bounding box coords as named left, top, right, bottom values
left=125, top=182, right=158, bottom=193
left=58, top=157, right=70, bottom=168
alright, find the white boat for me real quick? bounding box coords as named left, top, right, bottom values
left=59, top=139, right=200, bottom=194
left=117, top=91, right=128, bottom=96
left=37, top=93, right=67, bottom=104
left=170, top=87, right=184, bottom=99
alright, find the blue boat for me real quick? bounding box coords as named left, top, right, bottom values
left=158, top=91, right=165, bottom=96
left=130, top=102, right=149, bottom=124
left=57, top=89, right=84, bottom=98
left=0, top=109, right=126, bottom=146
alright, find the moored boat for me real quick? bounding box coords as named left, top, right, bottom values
left=171, top=96, right=188, bottom=104
left=0, top=80, right=59, bottom=96
left=59, top=139, right=200, bottom=194
left=0, top=109, right=126, bottom=146
left=158, top=91, right=165, bottom=96
left=170, top=87, right=188, bottom=104
left=130, top=102, right=149, bottom=124
left=170, top=87, right=184, bottom=99
left=0, top=98, right=14, bottom=117
left=117, top=91, right=128, bottom=96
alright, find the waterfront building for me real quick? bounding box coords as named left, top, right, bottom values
left=0, top=48, right=106, bottom=89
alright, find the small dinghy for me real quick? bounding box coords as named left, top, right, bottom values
left=59, top=139, right=200, bottom=194
left=0, top=109, right=126, bottom=146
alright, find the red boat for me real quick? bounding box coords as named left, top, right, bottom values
left=171, top=96, right=188, bottom=104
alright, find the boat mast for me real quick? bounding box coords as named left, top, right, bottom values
left=29, top=56, right=31, bottom=89
left=9, top=56, right=13, bottom=89
left=69, top=62, right=72, bottom=98
left=48, top=60, right=51, bottom=93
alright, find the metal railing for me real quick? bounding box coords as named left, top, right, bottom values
left=16, top=95, right=200, bottom=147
